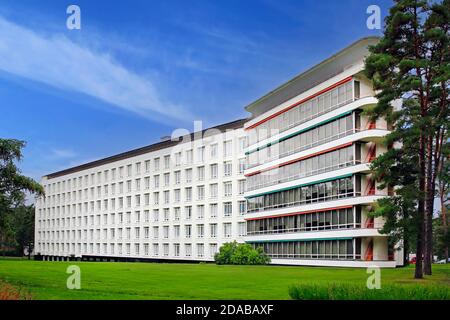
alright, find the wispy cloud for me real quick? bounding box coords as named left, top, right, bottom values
left=0, top=15, right=193, bottom=124
left=49, top=148, right=77, bottom=160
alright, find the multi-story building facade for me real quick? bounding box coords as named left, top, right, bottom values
left=243, top=37, right=403, bottom=267
left=35, top=37, right=403, bottom=267
left=35, top=119, right=249, bottom=261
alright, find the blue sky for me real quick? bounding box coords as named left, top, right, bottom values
left=0, top=0, right=392, bottom=181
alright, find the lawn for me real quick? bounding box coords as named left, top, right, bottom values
left=0, top=258, right=449, bottom=300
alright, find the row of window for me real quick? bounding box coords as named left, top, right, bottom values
left=247, top=114, right=356, bottom=169
left=251, top=238, right=362, bottom=260
left=38, top=242, right=222, bottom=259
left=247, top=176, right=360, bottom=213
left=44, top=137, right=248, bottom=195
left=248, top=81, right=356, bottom=145
left=39, top=180, right=246, bottom=216
left=38, top=222, right=247, bottom=241
left=37, top=202, right=247, bottom=230
left=42, top=161, right=246, bottom=205
left=246, top=145, right=358, bottom=192
left=246, top=207, right=362, bottom=235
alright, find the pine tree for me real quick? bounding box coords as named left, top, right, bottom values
left=365, top=0, right=449, bottom=278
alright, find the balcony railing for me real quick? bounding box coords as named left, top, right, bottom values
left=246, top=160, right=365, bottom=192
left=247, top=191, right=363, bottom=214
left=265, top=253, right=362, bottom=260
left=246, top=223, right=362, bottom=236
left=246, top=126, right=388, bottom=170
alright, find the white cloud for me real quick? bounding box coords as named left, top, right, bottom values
left=49, top=148, right=77, bottom=159
left=0, top=15, right=193, bottom=123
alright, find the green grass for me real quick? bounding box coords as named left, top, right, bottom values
left=0, top=259, right=449, bottom=300
left=289, top=283, right=450, bottom=300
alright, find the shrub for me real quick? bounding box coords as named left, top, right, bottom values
left=288, top=282, right=450, bottom=300
left=0, top=281, right=32, bottom=300
left=214, top=241, right=270, bottom=265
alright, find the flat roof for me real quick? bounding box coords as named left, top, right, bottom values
left=245, top=36, right=380, bottom=117
left=45, top=118, right=248, bottom=179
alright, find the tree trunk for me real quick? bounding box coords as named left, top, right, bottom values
left=423, top=135, right=434, bottom=275
left=415, top=134, right=426, bottom=279
left=441, top=191, right=449, bottom=264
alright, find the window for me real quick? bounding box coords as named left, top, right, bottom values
left=209, top=244, right=218, bottom=258
left=163, top=208, right=170, bottom=221
left=145, top=160, right=151, bottom=173
left=127, top=164, right=132, bottom=177
left=239, top=137, right=248, bottom=151
left=185, top=206, right=192, bottom=220
left=135, top=162, right=141, bottom=175
left=197, top=185, right=205, bottom=200
left=197, top=224, right=204, bottom=238
left=223, top=140, right=232, bottom=157
left=135, top=194, right=141, bottom=207
left=153, top=209, right=159, bottom=222
left=164, top=155, right=170, bottom=169
left=197, top=243, right=204, bottom=258
left=210, top=144, right=218, bottom=158
left=210, top=183, right=218, bottom=199
left=197, top=146, right=205, bottom=163
left=154, top=157, right=160, bottom=171
left=135, top=227, right=140, bottom=239
left=197, top=166, right=205, bottom=181
left=210, top=223, right=217, bottom=238
left=153, top=226, right=159, bottom=238
left=164, top=173, right=170, bottom=186
left=174, top=225, right=180, bottom=238
left=223, top=223, right=232, bottom=238
left=210, top=203, right=218, bottom=218
left=210, top=164, right=218, bottom=179
left=174, top=171, right=181, bottom=184
left=174, top=207, right=181, bottom=221
left=224, top=161, right=232, bottom=176
left=238, top=201, right=246, bottom=215
left=185, top=169, right=192, bottom=183
left=238, top=222, right=246, bottom=236
left=174, top=189, right=181, bottom=202
left=224, top=202, right=232, bottom=217
left=185, top=244, right=192, bottom=257
left=238, top=158, right=246, bottom=174
left=197, top=205, right=204, bottom=219
left=154, top=175, right=160, bottom=188
left=153, top=192, right=159, bottom=205
left=185, top=225, right=192, bottom=238
left=186, top=149, right=193, bottom=165
left=164, top=190, right=170, bottom=204
left=224, top=182, right=232, bottom=197
left=185, top=187, right=192, bottom=202
left=238, top=180, right=246, bottom=195
left=175, top=152, right=182, bottom=166
left=174, top=243, right=180, bottom=257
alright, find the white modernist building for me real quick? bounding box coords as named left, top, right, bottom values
left=35, top=119, right=249, bottom=262
left=243, top=37, right=402, bottom=268
left=35, top=37, right=403, bottom=267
